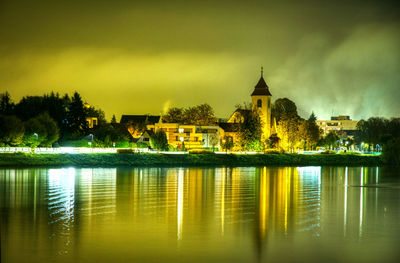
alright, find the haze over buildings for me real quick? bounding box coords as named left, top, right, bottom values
left=1, top=0, right=399, bottom=120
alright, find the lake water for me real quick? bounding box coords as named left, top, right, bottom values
left=1, top=166, right=400, bottom=263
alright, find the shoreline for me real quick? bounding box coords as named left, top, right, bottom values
left=0, top=152, right=382, bottom=168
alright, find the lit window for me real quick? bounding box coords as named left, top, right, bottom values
left=179, top=128, right=184, bottom=133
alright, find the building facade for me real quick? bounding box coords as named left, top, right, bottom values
left=316, top=116, right=358, bottom=138
left=147, top=122, right=220, bottom=149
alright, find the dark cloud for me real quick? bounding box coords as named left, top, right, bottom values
left=0, top=0, right=399, bottom=120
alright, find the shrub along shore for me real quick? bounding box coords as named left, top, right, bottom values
left=0, top=152, right=382, bottom=167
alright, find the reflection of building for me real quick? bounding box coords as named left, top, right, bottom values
left=316, top=115, right=358, bottom=138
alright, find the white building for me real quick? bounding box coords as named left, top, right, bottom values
left=316, top=116, right=358, bottom=138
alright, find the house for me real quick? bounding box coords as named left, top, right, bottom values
left=316, top=116, right=358, bottom=138
left=146, top=122, right=220, bottom=149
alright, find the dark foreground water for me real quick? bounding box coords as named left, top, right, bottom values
left=1, top=166, right=400, bottom=263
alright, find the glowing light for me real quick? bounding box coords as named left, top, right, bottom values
left=177, top=169, right=184, bottom=240
left=344, top=167, right=348, bottom=236
left=296, top=166, right=321, bottom=184
left=359, top=167, right=364, bottom=237
left=260, top=167, right=269, bottom=238
left=221, top=168, right=226, bottom=235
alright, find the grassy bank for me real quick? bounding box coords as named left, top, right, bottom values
left=0, top=152, right=382, bottom=167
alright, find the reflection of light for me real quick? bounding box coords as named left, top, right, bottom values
left=48, top=168, right=75, bottom=220
left=359, top=167, right=364, bottom=237
left=81, top=169, right=93, bottom=180
left=260, top=167, right=268, bottom=237
left=177, top=169, right=184, bottom=240
left=48, top=168, right=75, bottom=254
left=296, top=166, right=321, bottom=184
left=49, top=168, right=75, bottom=190
left=344, top=167, right=348, bottom=236
left=221, top=168, right=226, bottom=235
left=81, top=169, right=93, bottom=217
left=376, top=167, right=379, bottom=184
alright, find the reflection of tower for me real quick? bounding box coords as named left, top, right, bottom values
left=177, top=169, right=184, bottom=240
left=251, top=67, right=272, bottom=140
left=253, top=167, right=270, bottom=261
left=253, top=167, right=320, bottom=261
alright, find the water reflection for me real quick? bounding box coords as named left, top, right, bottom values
left=1, top=166, right=399, bottom=263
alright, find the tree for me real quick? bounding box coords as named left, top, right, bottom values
left=272, top=98, right=298, bottom=123
left=277, top=113, right=301, bottom=152
left=0, top=115, right=25, bottom=146
left=382, top=137, right=400, bottom=165
left=271, top=98, right=303, bottom=152
left=67, top=92, right=88, bottom=135
left=267, top=133, right=280, bottom=149
left=0, top=92, right=14, bottom=115
left=24, top=118, right=47, bottom=147
left=298, top=114, right=321, bottom=150
left=355, top=117, right=389, bottom=151
left=111, top=115, right=117, bottom=124
left=380, top=118, right=400, bottom=165
left=93, top=123, right=129, bottom=147
left=192, top=104, right=217, bottom=125
left=308, top=111, right=317, bottom=122
left=236, top=105, right=262, bottom=151
left=183, top=107, right=197, bottom=124
left=321, top=131, right=340, bottom=150
left=163, top=104, right=217, bottom=125
left=24, top=113, right=60, bottom=147
left=150, top=130, right=169, bottom=151
left=163, top=107, right=184, bottom=123
left=221, top=136, right=234, bottom=152
left=36, top=113, right=60, bottom=146
left=14, top=96, right=44, bottom=121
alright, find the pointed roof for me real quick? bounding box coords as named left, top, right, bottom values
left=251, top=76, right=272, bottom=96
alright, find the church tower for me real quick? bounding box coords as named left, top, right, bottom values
left=251, top=67, right=272, bottom=140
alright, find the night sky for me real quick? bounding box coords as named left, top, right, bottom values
left=1, top=0, right=399, bottom=121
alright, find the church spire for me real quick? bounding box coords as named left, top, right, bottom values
left=251, top=68, right=272, bottom=96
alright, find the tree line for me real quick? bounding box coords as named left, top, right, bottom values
left=355, top=117, right=400, bottom=164
left=0, top=91, right=128, bottom=148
